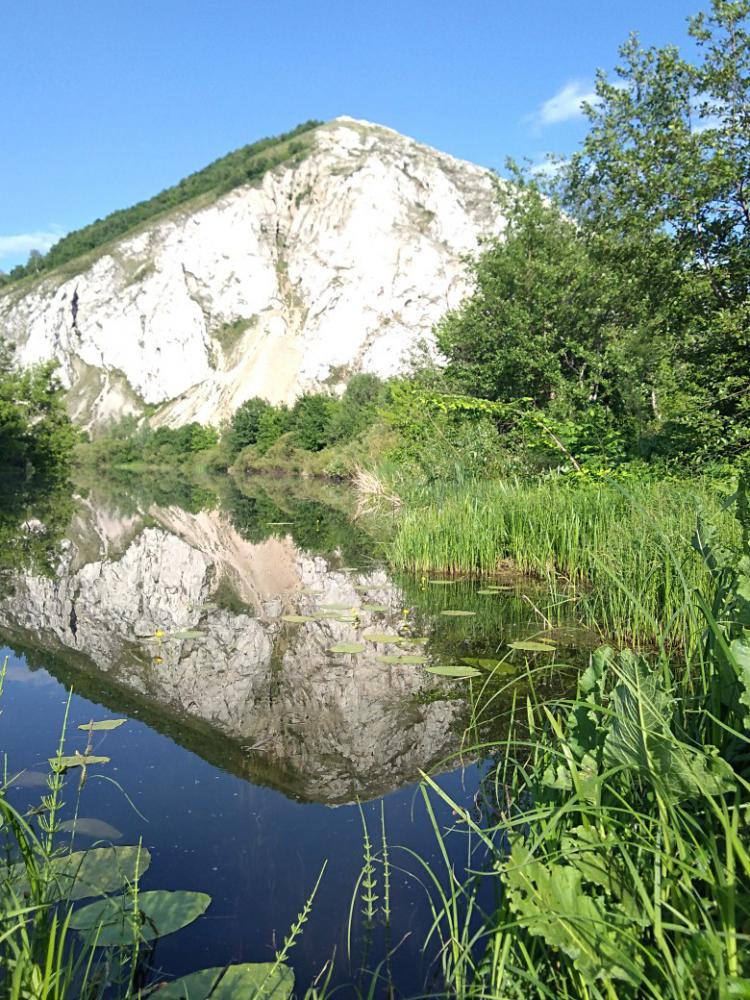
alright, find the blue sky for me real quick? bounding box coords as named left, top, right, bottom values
left=0, top=0, right=699, bottom=270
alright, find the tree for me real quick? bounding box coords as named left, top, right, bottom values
left=558, top=0, right=750, bottom=458
left=226, top=397, right=274, bottom=455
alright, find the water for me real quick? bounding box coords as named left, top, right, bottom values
left=0, top=474, right=581, bottom=996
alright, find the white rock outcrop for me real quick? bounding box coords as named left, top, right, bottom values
left=0, top=118, right=504, bottom=428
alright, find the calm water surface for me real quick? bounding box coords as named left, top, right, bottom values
left=0, top=476, right=580, bottom=996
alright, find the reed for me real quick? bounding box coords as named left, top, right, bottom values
left=389, top=475, right=739, bottom=647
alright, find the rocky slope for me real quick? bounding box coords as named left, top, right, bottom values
left=0, top=118, right=504, bottom=429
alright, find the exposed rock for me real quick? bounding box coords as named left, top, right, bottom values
left=0, top=118, right=504, bottom=429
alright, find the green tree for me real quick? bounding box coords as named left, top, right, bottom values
left=226, top=396, right=274, bottom=455
left=559, top=0, right=750, bottom=458
left=289, top=394, right=337, bottom=451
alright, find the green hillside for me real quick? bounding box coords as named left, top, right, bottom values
left=1, top=119, right=321, bottom=287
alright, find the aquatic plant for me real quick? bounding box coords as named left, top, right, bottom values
left=390, top=475, right=739, bottom=647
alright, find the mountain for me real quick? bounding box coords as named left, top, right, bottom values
left=0, top=118, right=505, bottom=429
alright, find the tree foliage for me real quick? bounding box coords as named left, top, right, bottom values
left=436, top=0, right=750, bottom=464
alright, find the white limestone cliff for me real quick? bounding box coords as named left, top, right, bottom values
left=0, top=118, right=504, bottom=429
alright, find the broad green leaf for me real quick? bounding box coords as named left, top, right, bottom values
left=12, top=846, right=151, bottom=902
left=476, top=589, right=504, bottom=595
left=426, top=665, right=481, bottom=678
left=70, top=889, right=211, bottom=946
left=504, top=838, right=639, bottom=983
left=360, top=603, right=389, bottom=612
left=280, top=614, right=314, bottom=624
left=603, top=651, right=736, bottom=802
left=77, top=719, right=126, bottom=732
left=462, top=657, right=518, bottom=674
left=729, top=634, right=750, bottom=728
left=328, top=643, right=365, bottom=654
left=362, top=633, right=401, bottom=643
left=397, top=636, right=429, bottom=645
left=58, top=818, right=122, bottom=840
left=50, top=755, right=109, bottom=772
left=509, top=640, right=556, bottom=652
left=156, top=963, right=294, bottom=999
left=440, top=610, right=476, bottom=617
left=378, top=654, right=428, bottom=665
left=317, top=603, right=354, bottom=612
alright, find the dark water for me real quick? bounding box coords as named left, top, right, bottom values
left=0, top=474, right=581, bottom=996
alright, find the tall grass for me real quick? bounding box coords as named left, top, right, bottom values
left=383, top=477, right=750, bottom=998
left=389, top=475, right=739, bottom=646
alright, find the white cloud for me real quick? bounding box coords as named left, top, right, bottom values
left=530, top=156, right=570, bottom=179
left=532, top=80, right=597, bottom=129
left=0, top=229, right=62, bottom=258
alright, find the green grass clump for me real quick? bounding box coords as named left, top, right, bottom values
left=391, top=486, right=750, bottom=999
left=389, top=475, right=739, bottom=647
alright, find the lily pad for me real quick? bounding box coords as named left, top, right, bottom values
left=328, top=643, right=366, bottom=654
left=397, top=636, right=429, bottom=645
left=156, top=963, right=294, bottom=999
left=11, top=845, right=151, bottom=902
left=70, top=889, right=211, bottom=946
left=377, top=654, right=428, bottom=665
left=426, top=665, right=482, bottom=679
left=476, top=589, right=505, bottom=595
left=58, top=818, right=123, bottom=840
left=428, top=580, right=456, bottom=586
left=50, top=755, right=109, bottom=772
left=280, top=614, right=314, bottom=624
left=509, top=640, right=557, bottom=652
left=77, top=719, right=126, bottom=732
left=360, top=604, right=389, bottom=613
left=317, top=603, right=355, bottom=612
left=440, top=610, right=476, bottom=617
left=362, top=632, right=401, bottom=643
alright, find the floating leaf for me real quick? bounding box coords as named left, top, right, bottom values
left=397, top=636, right=429, bottom=645
left=50, top=755, right=110, bottom=772
left=169, top=630, right=205, bottom=640
left=58, top=818, right=122, bottom=840
left=428, top=580, right=456, bottom=586
left=11, top=846, right=151, bottom=902
left=77, top=719, right=126, bottom=732
left=156, top=963, right=294, bottom=999
left=426, top=665, right=481, bottom=679
left=509, top=640, right=556, bottom=652
left=70, top=889, right=211, bottom=946
left=317, top=603, right=355, bottom=611
left=339, top=567, right=358, bottom=572
left=280, top=614, right=314, bottom=624
left=328, top=643, right=366, bottom=654
left=462, top=657, right=518, bottom=674
left=440, top=610, right=476, bottom=617
left=360, top=603, right=389, bottom=613
left=362, top=632, right=401, bottom=643
left=378, top=654, right=428, bottom=665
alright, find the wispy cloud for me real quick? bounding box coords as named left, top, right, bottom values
left=529, top=80, right=597, bottom=130
left=530, top=156, right=570, bottom=179
left=0, top=229, right=62, bottom=259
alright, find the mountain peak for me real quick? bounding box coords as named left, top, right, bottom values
left=0, top=121, right=505, bottom=430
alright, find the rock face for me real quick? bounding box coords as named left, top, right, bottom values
left=0, top=496, right=466, bottom=804
left=0, top=118, right=503, bottom=429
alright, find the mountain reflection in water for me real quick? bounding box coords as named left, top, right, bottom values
left=0, top=477, right=469, bottom=804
